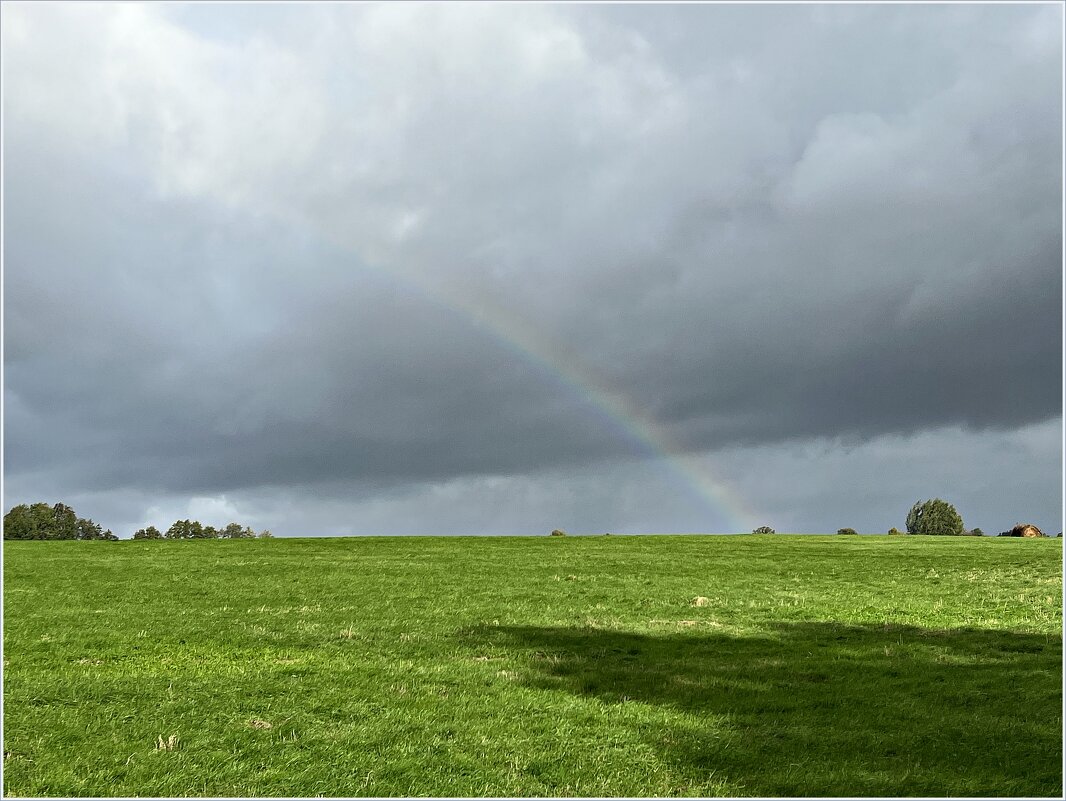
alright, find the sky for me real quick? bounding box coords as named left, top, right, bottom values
left=2, top=2, right=1062, bottom=538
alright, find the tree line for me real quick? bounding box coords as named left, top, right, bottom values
left=2, top=502, right=272, bottom=541
left=132, top=521, right=272, bottom=540
left=751, top=499, right=1055, bottom=537
left=6, top=498, right=1055, bottom=541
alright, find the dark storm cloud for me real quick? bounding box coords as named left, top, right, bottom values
left=2, top=3, right=1061, bottom=534
left=2, top=131, right=639, bottom=492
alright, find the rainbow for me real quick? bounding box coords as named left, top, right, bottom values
left=341, top=253, right=761, bottom=533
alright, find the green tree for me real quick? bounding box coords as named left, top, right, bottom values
left=220, top=522, right=244, bottom=539
left=76, top=517, right=102, bottom=540
left=219, top=523, right=256, bottom=539
left=3, top=503, right=50, bottom=539
left=837, top=528, right=858, bottom=535
left=76, top=517, right=116, bottom=540
left=133, top=526, right=163, bottom=540
left=258, top=529, right=274, bottom=539
left=2, top=504, right=31, bottom=539
left=905, top=499, right=964, bottom=536
left=166, top=519, right=205, bottom=540
left=50, top=503, right=80, bottom=540
left=752, top=526, right=775, bottom=534
left=4, top=503, right=116, bottom=540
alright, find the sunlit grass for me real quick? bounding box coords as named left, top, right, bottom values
left=3, top=534, right=1061, bottom=796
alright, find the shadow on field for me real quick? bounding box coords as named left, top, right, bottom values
left=464, top=622, right=1062, bottom=796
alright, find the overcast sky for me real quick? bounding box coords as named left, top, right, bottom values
left=3, top=2, right=1062, bottom=538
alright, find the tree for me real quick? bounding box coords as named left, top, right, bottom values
left=30, top=503, right=59, bottom=538
left=257, top=529, right=274, bottom=539
left=905, top=499, right=964, bottom=536
left=76, top=517, right=103, bottom=540
left=752, top=526, right=775, bottom=534
left=133, top=526, right=163, bottom=540
left=76, top=517, right=116, bottom=540
left=50, top=503, right=80, bottom=540
left=165, top=519, right=206, bottom=540
left=837, top=528, right=858, bottom=535
left=4, top=502, right=112, bottom=540
left=220, top=522, right=245, bottom=539
left=2, top=505, right=30, bottom=539
left=888, top=527, right=903, bottom=535
left=3, top=503, right=52, bottom=539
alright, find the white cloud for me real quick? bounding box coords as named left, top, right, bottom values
left=3, top=3, right=326, bottom=212
left=185, top=495, right=249, bottom=528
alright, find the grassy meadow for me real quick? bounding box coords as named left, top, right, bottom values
left=3, top=534, right=1062, bottom=797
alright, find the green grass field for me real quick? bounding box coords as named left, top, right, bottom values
left=3, top=534, right=1062, bottom=797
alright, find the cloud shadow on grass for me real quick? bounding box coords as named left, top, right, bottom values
left=464, top=621, right=1062, bottom=796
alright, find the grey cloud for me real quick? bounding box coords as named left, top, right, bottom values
left=3, top=3, right=1061, bottom=534
left=4, top=140, right=641, bottom=492
left=7, top=420, right=1057, bottom=539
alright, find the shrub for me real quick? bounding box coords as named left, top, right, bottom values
left=550, top=529, right=567, bottom=537
left=970, top=528, right=984, bottom=536
left=905, top=499, right=964, bottom=536
left=752, top=526, right=775, bottom=534
left=837, top=528, right=858, bottom=535
left=133, top=526, right=163, bottom=540
left=888, top=527, right=903, bottom=535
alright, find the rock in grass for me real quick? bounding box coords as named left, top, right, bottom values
left=1010, top=523, right=1046, bottom=538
